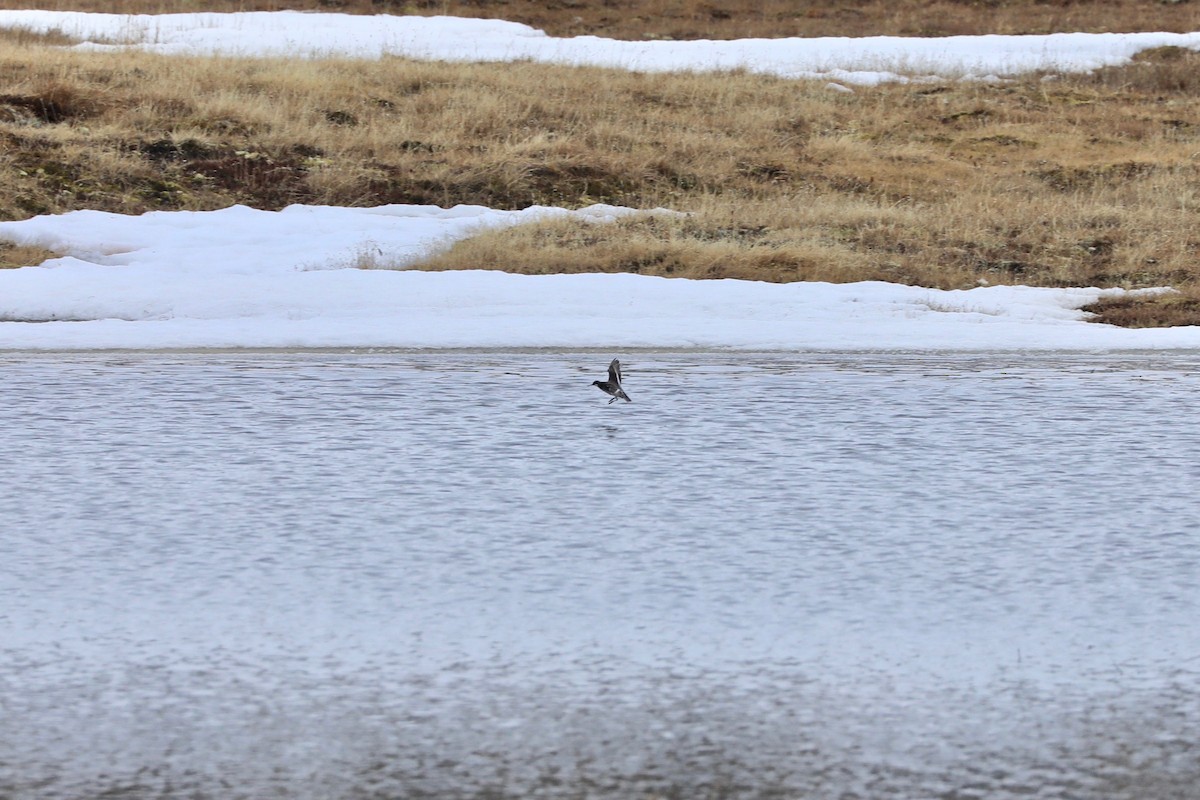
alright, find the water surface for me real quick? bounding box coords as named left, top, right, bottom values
left=3, top=351, right=1199, bottom=799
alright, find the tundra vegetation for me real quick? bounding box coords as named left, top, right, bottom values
left=1, top=0, right=1199, bottom=326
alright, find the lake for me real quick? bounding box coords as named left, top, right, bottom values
left=2, top=350, right=1198, bottom=799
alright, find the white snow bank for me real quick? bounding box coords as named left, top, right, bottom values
left=1, top=10, right=1199, bottom=83
left=1, top=202, right=1197, bottom=351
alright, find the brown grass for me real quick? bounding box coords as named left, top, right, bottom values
left=1081, top=289, right=1200, bottom=328
left=0, top=25, right=77, bottom=46
left=0, top=241, right=60, bottom=269
left=2, top=8, right=1200, bottom=325
left=2, top=0, right=1200, bottom=39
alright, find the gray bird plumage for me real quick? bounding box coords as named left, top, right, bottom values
left=592, top=358, right=631, bottom=403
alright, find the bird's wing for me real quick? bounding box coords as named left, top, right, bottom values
left=609, top=359, right=622, bottom=386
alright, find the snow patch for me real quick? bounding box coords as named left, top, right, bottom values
left=0, top=11, right=1198, bottom=83
left=2, top=203, right=1198, bottom=351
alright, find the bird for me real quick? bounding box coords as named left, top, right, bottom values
left=592, top=358, right=631, bottom=404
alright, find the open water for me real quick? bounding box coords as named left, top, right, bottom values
left=2, top=351, right=1198, bottom=799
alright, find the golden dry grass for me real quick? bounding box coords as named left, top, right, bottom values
left=2, top=17, right=1200, bottom=324
left=0, top=240, right=59, bottom=269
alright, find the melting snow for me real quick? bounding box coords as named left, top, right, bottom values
left=1, top=12, right=1199, bottom=350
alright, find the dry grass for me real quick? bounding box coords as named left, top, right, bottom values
left=2, top=0, right=1200, bottom=39
left=2, top=13, right=1200, bottom=325
left=0, top=241, right=60, bottom=269
left=1081, top=289, right=1200, bottom=328
left=0, top=25, right=77, bottom=46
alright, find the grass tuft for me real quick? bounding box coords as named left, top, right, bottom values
left=0, top=241, right=60, bottom=269
left=1083, top=290, right=1200, bottom=328
left=0, top=83, right=100, bottom=124
left=0, top=25, right=77, bottom=46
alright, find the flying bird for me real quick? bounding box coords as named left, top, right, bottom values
left=592, top=358, right=631, bottom=404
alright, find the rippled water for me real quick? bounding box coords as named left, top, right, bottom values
left=3, top=351, right=1199, bottom=799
